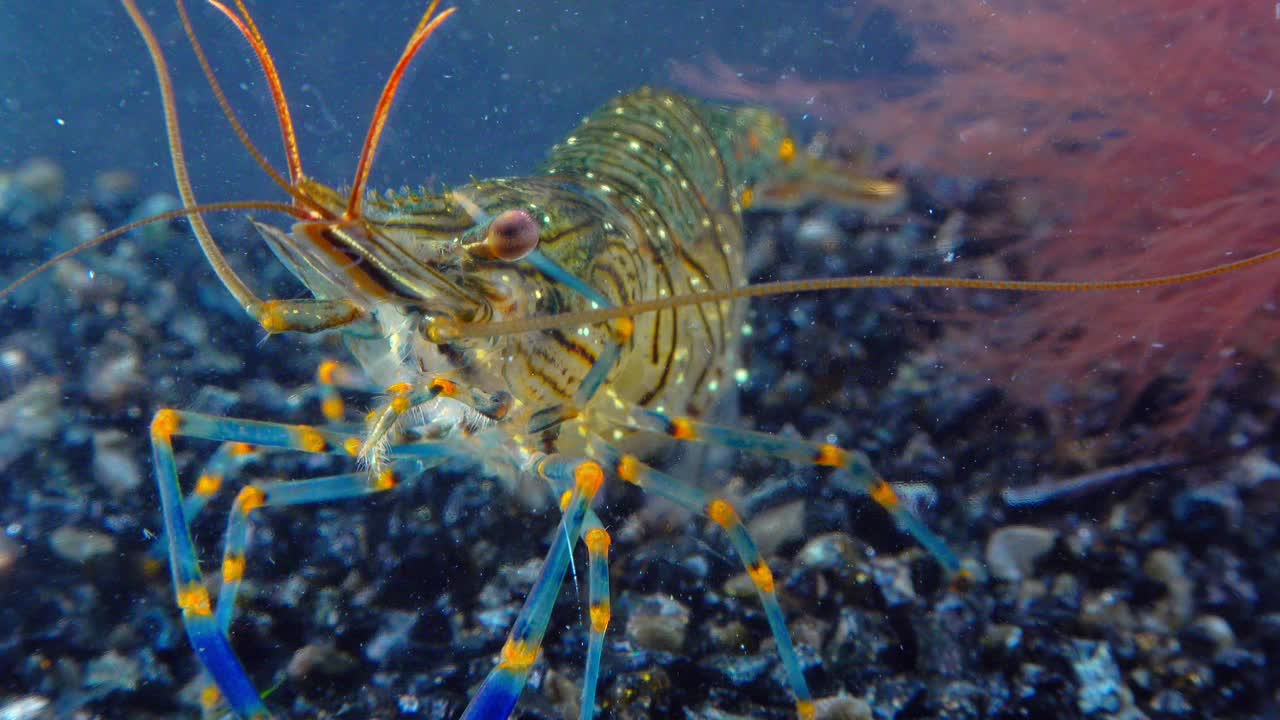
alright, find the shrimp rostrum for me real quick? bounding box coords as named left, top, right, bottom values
left=50, top=2, right=1275, bottom=719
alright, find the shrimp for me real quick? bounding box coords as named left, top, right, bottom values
left=3, top=2, right=1275, bottom=718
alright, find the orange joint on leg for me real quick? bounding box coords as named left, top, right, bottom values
left=344, top=438, right=362, bottom=457
left=235, top=486, right=266, bottom=515
left=585, top=527, right=611, bottom=556
left=385, top=381, right=413, bottom=396
left=258, top=300, right=289, bottom=334
left=228, top=442, right=256, bottom=457
left=669, top=417, right=697, bottom=440
left=199, top=685, right=222, bottom=710
left=815, top=443, right=848, bottom=468
left=617, top=455, right=641, bottom=485
left=498, top=638, right=539, bottom=671
left=390, top=395, right=412, bottom=414
left=589, top=602, right=611, bottom=633
left=707, top=499, right=740, bottom=529
left=747, top=559, right=776, bottom=594
left=374, top=469, right=398, bottom=492
left=322, top=395, right=345, bottom=421
left=574, top=461, right=604, bottom=500
left=870, top=479, right=900, bottom=510
left=740, top=187, right=755, bottom=210
left=559, top=490, right=573, bottom=513
left=194, top=473, right=223, bottom=497
left=317, top=359, right=340, bottom=386
left=177, top=582, right=213, bottom=616
left=222, top=554, right=246, bottom=584
left=296, top=425, right=327, bottom=453
left=151, top=409, right=181, bottom=440
left=796, top=699, right=816, bottom=720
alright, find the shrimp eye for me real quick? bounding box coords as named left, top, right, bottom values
left=486, top=209, right=539, bottom=261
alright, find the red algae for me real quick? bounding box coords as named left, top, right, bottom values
left=675, top=1, right=1280, bottom=434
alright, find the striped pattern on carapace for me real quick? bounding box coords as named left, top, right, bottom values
left=336, top=87, right=903, bottom=442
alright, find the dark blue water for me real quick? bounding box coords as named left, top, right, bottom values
left=0, top=2, right=898, bottom=200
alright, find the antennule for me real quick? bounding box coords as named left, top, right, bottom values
left=122, top=0, right=262, bottom=311
left=0, top=200, right=299, bottom=304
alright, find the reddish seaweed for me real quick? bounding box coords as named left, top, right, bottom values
left=675, top=0, right=1280, bottom=436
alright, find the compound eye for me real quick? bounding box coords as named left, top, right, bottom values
left=486, top=209, right=539, bottom=261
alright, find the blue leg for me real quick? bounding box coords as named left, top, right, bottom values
left=601, top=446, right=817, bottom=720
left=460, top=455, right=605, bottom=720
left=609, top=407, right=962, bottom=576
left=146, top=440, right=261, bottom=571
left=214, top=463, right=418, bottom=634
left=538, top=467, right=612, bottom=720
left=149, top=409, right=377, bottom=718
left=579, top=517, right=611, bottom=720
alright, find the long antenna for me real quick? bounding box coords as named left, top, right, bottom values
left=346, top=2, right=456, bottom=219
left=207, top=0, right=305, bottom=184
left=122, top=0, right=262, bottom=312
left=179, top=0, right=326, bottom=216
left=432, top=247, right=1280, bottom=340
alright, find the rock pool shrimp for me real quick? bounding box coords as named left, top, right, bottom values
left=4, top=1, right=1277, bottom=718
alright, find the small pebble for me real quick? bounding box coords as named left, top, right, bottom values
left=0, top=696, right=52, bottom=720
left=84, top=650, right=139, bottom=694
left=1233, top=450, right=1280, bottom=488
left=813, top=693, right=872, bottom=720
left=92, top=170, right=138, bottom=213
left=1183, top=614, right=1235, bottom=656
left=625, top=594, right=690, bottom=653
left=0, top=380, right=61, bottom=473
left=86, top=350, right=145, bottom=407
left=92, top=429, right=143, bottom=497
left=1069, top=640, right=1140, bottom=717
left=365, top=610, right=417, bottom=662
left=704, top=653, right=771, bottom=686
left=985, top=525, right=1058, bottom=582
left=1079, top=589, right=1136, bottom=633
left=869, top=555, right=916, bottom=607
left=15, top=158, right=64, bottom=205
left=796, top=532, right=859, bottom=570
left=746, top=499, right=805, bottom=556
left=287, top=643, right=358, bottom=679
left=1144, top=549, right=1194, bottom=627
left=981, top=623, right=1023, bottom=655
left=49, top=526, right=116, bottom=563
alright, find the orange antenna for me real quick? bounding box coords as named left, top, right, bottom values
left=346, top=1, right=457, bottom=219
left=177, top=0, right=328, bottom=217
left=207, top=0, right=305, bottom=186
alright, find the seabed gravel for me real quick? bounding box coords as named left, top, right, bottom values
left=0, top=159, right=1277, bottom=719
